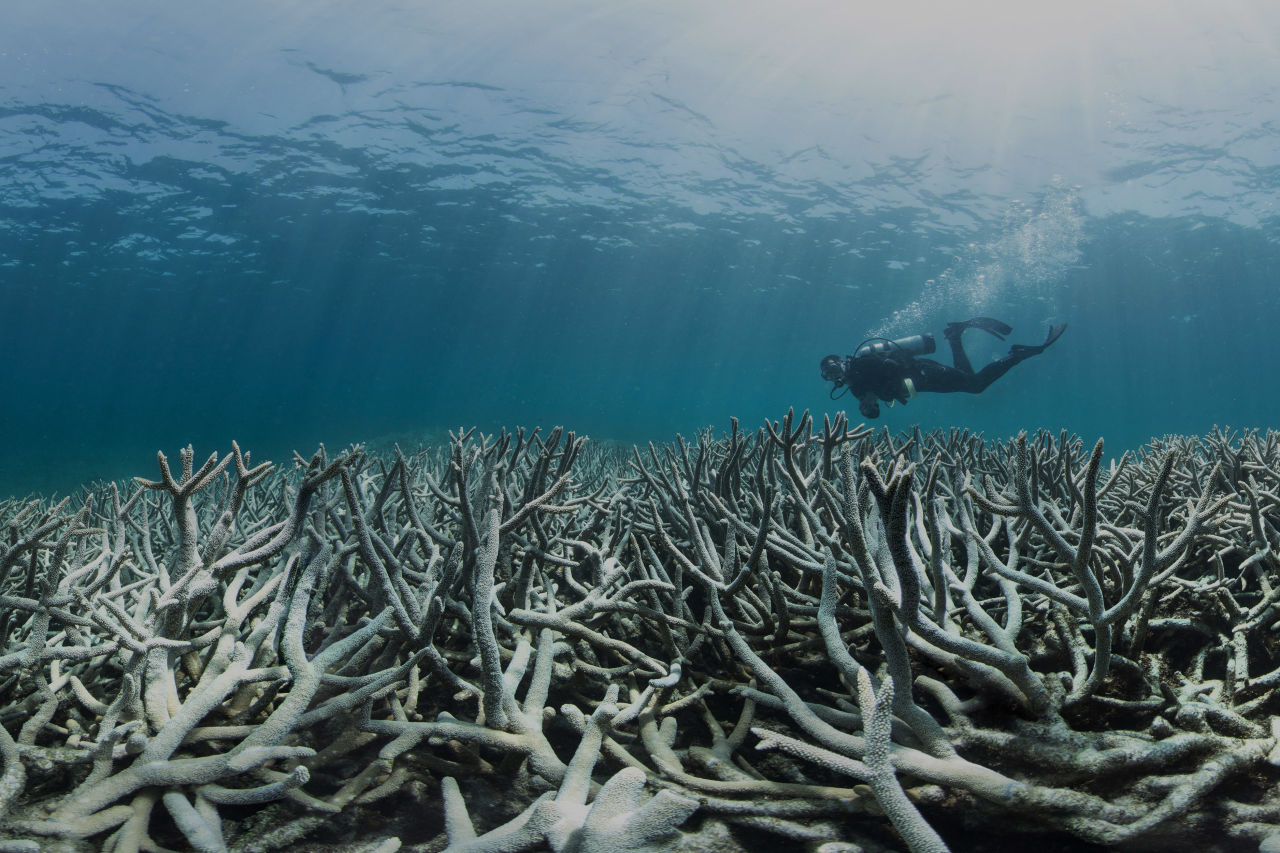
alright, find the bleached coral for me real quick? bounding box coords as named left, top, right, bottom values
left=0, top=417, right=1279, bottom=851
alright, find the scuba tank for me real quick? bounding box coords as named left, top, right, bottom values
left=855, top=333, right=936, bottom=359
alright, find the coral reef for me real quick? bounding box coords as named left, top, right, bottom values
left=2, top=412, right=1280, bottom=851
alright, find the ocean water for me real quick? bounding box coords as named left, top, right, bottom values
left=2, top=0, right=1280, bottom=496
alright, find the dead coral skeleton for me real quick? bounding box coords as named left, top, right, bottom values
left=0, top=416, right=1279, bottom=851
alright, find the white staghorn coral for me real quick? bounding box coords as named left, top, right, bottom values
left=0, top=419, right=1278, bottom=852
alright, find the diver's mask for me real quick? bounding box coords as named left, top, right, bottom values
left=820, top=355, right=844, bottom=384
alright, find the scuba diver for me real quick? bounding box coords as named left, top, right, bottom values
left=820, top=317, right=1067, bottom=419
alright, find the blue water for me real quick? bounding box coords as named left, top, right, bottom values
left=3, top=1, right=1280, bottom=495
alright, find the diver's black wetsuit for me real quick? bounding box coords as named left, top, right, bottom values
left=822, top=318, right=1066, bottom=419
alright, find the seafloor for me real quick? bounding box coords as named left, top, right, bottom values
left=1, top=411, right=1278, bottom=853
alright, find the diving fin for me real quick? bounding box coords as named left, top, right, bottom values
left=1009, top=323, right=1067, bottom=359
left=945, top=316, right=1013, bottom=341
left=966, top=317, right=1014, bottom=338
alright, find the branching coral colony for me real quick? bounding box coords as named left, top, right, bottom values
left=3, top=412, right=1280, bottom=852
